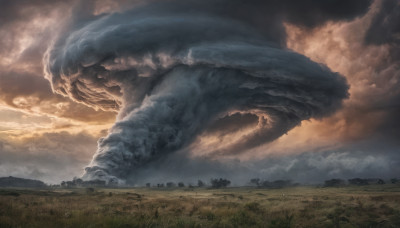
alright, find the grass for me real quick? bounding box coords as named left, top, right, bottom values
left=0, top=185, right=400, bottom=227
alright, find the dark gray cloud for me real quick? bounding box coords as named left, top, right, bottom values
left=122, top=0, right=373, bottom=45
left=365, top=0, right=400, bottom=46
left=45, top=1, right=353, bottom=184
left=282, top=0, right=373, bottom=28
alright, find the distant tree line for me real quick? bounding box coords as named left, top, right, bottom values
left=145, top=179, right=230, bottom=189
left=145, top=178, right=297, bottom=189
left=108, top=177, right=400, bottom=189
left=210, top=178, right=231, bottom=188
left=60, top=178, right=107, bottom=188
left=250, top=178, right=296, bottom=188
left=324, top=178, right=390, bottom=187
left=52, top=177, right=400, bottom=189
left=1, top=175, right=398, bottom=189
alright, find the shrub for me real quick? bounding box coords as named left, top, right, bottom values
left=166, top=182, right=176, bottom=188
left=324, top=179, right=345, bottom=187
left=197, top=180, right=205, bottom=187
left=210, top=178, right=231, bottom=188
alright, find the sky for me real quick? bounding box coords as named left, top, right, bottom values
left=0, top=0, right=399, bottom=185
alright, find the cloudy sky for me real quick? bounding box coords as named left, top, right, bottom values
left=0, top=0, right=399, bottom=185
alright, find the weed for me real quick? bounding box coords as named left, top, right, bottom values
left=269, top=211, right=294, bottom=228
left=244, top=202, right=263, bottom=214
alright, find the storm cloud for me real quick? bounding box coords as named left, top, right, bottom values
left=3, top=0, right=400, bottom=185
left=43, top=0, right=357, bottom=183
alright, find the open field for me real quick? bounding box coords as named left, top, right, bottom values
left=1, top=185, right=400, bottom=228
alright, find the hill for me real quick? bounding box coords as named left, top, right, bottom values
left=0, top=176, right=46, bottom=188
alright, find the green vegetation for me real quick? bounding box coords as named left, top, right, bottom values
left=1, top=185, right=400, bottom=227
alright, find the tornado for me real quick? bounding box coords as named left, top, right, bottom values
left=44, top=0, right=349, bottom=184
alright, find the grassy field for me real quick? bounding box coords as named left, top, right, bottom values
left=1, top=185, right=400, bottom=228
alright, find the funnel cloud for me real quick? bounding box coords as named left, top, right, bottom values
left=44, top=0, right=353, bottom=183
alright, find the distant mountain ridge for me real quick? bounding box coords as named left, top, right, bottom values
left=0, top=176, right=46, bottom=188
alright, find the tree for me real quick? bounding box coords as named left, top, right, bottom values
left=197, top=180, right=205, bottom=187
left=211, top=178, right=231, bottom=188
left=178, top=182, right=185, bottom=187
left=348, top=178, right=369, bottom=186
left=166, top=182, right=176, bottom=188
left=73, top=177, right=83, bottom=186
left=324, top=179, right=345, bottom=187
left=377, top=179, right=385, bottom=185
left=258, top=179, right=292, bottom=188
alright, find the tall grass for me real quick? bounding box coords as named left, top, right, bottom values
left=0, top=186, right=399, bottom=227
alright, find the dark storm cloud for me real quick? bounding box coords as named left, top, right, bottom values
left=44, top=0, right=356, bottom=184
left=282, top=0, right=373, bottom=28
left=365, top=0, right=400, bottom=46
left=133, top=0, right=373, bottom=45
